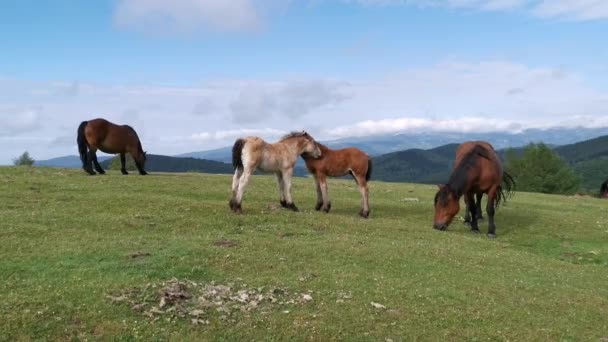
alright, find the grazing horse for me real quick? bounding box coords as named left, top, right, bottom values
left=301, top=143, right=372, bottom=218
left=77, top=118, right=147, bottom=175
left=229, top=131, right=322, bottom=214
left=433, top=141, right=514, bottom=238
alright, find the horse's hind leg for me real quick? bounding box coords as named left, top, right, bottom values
left=486, top=188, right=498, bottom=239
left=229, top=168, right=243, bottom=211
left=282, top=168, right=299, bottom=212
left=232, top=167, right=252, bottom=213
left=466, top=193, right=480, bottom=233
left=120, top=153, right=128, bottom=175
left=476, top=193, right=483, bottom=220
left=356, top=175, right=370, bottom=218
left=92, top=153, right=105, bottom=174
left=85, top=149, right=97, bottom=175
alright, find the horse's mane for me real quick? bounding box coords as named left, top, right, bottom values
left=436, top=145, right=491, bottom=204
left=279, top=131, right=313, bottom=142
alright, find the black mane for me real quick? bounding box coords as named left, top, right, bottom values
left=438, top=145, right=491, bottom=202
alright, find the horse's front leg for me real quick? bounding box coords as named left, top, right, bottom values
left=119, top=153, right=128, bottom=175
left=486, top=188, right=498, bottom=239
left=277, top=172, right=288, bottom=208
left=282, top=168, right=299, bottom=212
left=314, top=175, right=323, bottom=211
left=466, top=193, right=480, bottom=233
left=318, top=175, right=331, bottom=213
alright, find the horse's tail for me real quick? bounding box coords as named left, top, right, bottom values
left=77, top=121, right=88, bottom=167
left=600, top=179, right=608, bottom=197
left=496, top=171, right=515, bottom=207
left=365, top=158, right=373, bottom=182
left=232, top=138, right=246, bottom=170
left=124, top=125, right=145, bottom=155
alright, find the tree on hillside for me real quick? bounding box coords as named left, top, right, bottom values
left=107, top=155, right=137, bottom=171
left=505, top=143, right=580, bottom=195
left=13, top=151, right=35, bottom=166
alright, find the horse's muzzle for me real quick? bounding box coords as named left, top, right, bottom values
left=433, top=223, right=447, bottom=231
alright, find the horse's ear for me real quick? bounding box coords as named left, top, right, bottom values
left=437, top=184, right=445, bottom=190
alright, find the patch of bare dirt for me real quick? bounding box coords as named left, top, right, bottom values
left=127, top=251, right=151, bottom=258
left=213, top=240, right=239, bottom=248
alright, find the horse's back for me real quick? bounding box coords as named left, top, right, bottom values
left=455, top=140, right=503, bottom=188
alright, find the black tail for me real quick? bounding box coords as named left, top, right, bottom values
left=365, top=159, right=373, bottom=181
left=77, top=121, right=88, bottom=168
left=600, top=179, right=608, bottom=197
left=496, top=171, right=515, bottom=208
left=232, top=139, right=246, bottom=170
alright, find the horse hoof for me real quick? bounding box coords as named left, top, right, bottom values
left=471, top=229, right=481, bottom=234
left=315, top=203, right=323, bottom=211
left=280, top=200, right=289, bottom=209
left=487, top=233, right=497, bottom=239
left=139, top=171, right=148, bottom=175
left=286, top=203, right=299, bottom=212
left=121, top=170, right=129, bottom=175
left=359, top=210, right=369, bottom=218
left=322, top=202, right=331, bottom=213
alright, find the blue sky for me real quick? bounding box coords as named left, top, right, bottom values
left=1, top=0, right=608, bottom=163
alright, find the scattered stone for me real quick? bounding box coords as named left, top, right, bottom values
left=371, top=302, right=386, bottom=310
left=107, top=278, right=313, bottom=326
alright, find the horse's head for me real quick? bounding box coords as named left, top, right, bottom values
left=433, top=184, right=460, bottom=231
left=301, top=131, right=322, bottom=159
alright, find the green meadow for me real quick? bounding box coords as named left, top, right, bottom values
left=1, top=167, right=607, bottom=341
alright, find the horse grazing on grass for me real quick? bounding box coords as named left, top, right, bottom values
left=301, top=143, right=372, bottom=218
left=77, top=118, right=147, bottom=175
left=229, top=131, right=322, bottom=214
left=433, top=141, right=514, bottom=238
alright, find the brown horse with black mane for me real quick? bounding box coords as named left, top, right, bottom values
left=433, top=141, right=514, bottom=238
left=77, top=118, right=147, bottom=175
left=302, top=143, right=372, bottom=218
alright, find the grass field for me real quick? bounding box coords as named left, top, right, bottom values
left=1, top=166, right=608, bottom=341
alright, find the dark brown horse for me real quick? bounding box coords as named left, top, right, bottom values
left=77, top=118, right=147, bottom=175
left=302, top=143, right=372, bottom=218
left=433, top=141, right=514, bottom=238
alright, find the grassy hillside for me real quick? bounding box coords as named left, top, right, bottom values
left=1, top=167, right=608, bottom=340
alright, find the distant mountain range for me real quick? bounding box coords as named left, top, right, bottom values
left=34, top=127, right=608, bottom=190
left=175, top=127, right=608, bottom=161
left=371, top=135, right=608, bottom=191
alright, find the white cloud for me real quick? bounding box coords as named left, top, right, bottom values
left=229, top=80, right=348, bottom=123
left=345, top=0, right=608, bottom=20
left=187, top=128, right=286, bottom=142
left=113, top=0, right=278, bottom=34
left=0, top=106, right=42, bottom=136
